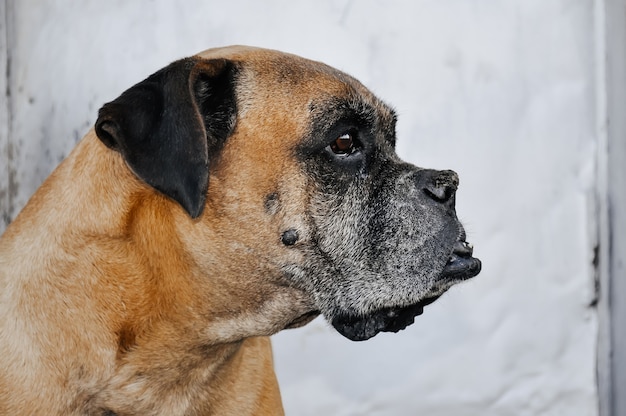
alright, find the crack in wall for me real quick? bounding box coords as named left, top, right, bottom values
left=0, top=0, right=14, bottom=232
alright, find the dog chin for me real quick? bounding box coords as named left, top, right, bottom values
left=331, top=241, right=481, bottom=342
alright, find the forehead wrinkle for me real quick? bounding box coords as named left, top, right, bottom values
left=308, top=92, right=397, bottom=137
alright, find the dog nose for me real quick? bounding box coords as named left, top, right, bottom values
left=422, top=169, right=458, bottom=205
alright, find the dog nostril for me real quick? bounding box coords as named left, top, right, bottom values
left=423, top=170, right=458, bottom=203
left=424, top=183, right=455, bottom=202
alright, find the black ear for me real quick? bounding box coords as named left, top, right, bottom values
left=95, top=58, right=237, bottom=218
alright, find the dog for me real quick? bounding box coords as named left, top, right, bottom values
left=0, top=45, right=481, bottom=415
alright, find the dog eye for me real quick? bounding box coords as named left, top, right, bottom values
left=329, top=132, right=358, bottom=155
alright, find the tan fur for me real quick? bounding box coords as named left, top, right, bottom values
left=0, top=46, right=368, bottom=415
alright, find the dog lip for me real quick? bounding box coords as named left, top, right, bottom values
left=441, top=240, right=481, bottom=281
left=452, top=240, right=473, bottom=257
left=330, top=296, right=440, bottom=342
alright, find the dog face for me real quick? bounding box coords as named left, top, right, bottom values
left=95, top=46, right=480, bottom=342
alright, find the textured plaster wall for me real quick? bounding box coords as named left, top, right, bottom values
left=1, top=1, right=602, bottom=415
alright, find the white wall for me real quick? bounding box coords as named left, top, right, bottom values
left=1, top=1, right=603, bottom=414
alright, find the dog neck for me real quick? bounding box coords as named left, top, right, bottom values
left=0, top=131, right=308, bottom=413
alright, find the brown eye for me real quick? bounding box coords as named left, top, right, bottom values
left=330, top=132, right=355, bottom=155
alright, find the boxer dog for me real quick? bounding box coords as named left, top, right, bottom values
left=0, top=46, right=481, bottom=415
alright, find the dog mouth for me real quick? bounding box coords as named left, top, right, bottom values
left=331, top=240, right=481, bottom=341
left=441, top=240, right=482, bottom=282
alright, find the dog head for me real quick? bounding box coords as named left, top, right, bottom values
left=95, top=46, right=481, bottom=342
